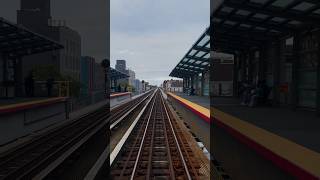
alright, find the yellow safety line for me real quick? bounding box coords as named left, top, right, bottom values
left=211, top=107, right=320, bottom=177
left=110, top=92, right=131, bottom=97
left=167, top=92, right=320, bottom=177
left=167, top=92, right=210, bottom=118
left=0, top=97, right=66, bottom=110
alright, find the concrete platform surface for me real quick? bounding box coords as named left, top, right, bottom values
left=174, top=92, right=209, bottom=109
left=168, top=94, right=320, bottom=153
left=213, top=102, right=320, bottom=153
left=169, top=94, right=320, bottom=179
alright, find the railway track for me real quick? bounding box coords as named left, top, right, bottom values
left=111, top=89, right=203, bottom=179
left=0, top=105, right=109, bottom=179
left=0, top=91, right=153, bottom=180
left=110, top=91, right=153, bottom=129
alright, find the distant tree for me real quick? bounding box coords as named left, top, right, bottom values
left=32, top=65, right=62, bottom=81
left=32, top=65, right=82, bottom=97
left=119, top=82, right=129, bottom=92
left=62, top=75, right=81, bottom=97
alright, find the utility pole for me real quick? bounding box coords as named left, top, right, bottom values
left=101, top=58, right=110, bottom=99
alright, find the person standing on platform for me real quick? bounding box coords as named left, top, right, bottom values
left=46, top=77, right=54, bottom=97
left=30, top=73, right=34, bottom=97
left=24, top=76, right=30, bottom=97
left=25, top=72, right=35, bottom=97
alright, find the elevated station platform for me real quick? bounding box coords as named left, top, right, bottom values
left=0, top=97, right=67, bottom=114
left=110, top=92, right=131, bottom=108
left=173, top=92, right=210, bottom=109
left=212, top=100, right=320, bottom=179
left=0, top=97, right=45, bottom=106
left=167, top=92, right=320, bottom=179
left=212, top=99, right=320, bottom=153
left=110, top=91, right=152, bottom=109
left=0, top=97, right=68, bottom=146
left=166, top=92, right=210, bottom=156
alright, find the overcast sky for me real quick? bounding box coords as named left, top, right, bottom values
left=111, top=0, right=209, bottom=86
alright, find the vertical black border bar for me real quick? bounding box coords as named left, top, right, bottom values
left=106, top=1, right=111, bottom=177
left=209, top=1, right=214, bottom=179
left=95, top=0, right=110, bottom=179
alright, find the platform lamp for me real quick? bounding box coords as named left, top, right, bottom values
left=101, top=58, right=110, bottom=99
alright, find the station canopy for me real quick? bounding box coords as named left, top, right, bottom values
left=110, top=67, right=129, bottom=80
left=0, top=17, right=63, bottom=58
left=169, top=28, right=210, bottom=78
left=212, top=0, right=320, bottom=52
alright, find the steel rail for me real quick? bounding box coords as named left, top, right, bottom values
left=2, top=109, right=108, bottom=179
left=160, top=96, right=177, bottom=178
left=0, top=90, right=154, bottom=179
left=129, top=89, right=158, bottom=180
left=160, top=91, right=193, bottom=180
left=38, top=90, right=155, bottom=180
left=0, top=106, right=109, bottom=180
left=108, top=91, right=151, bottom=124
left=110, top=91, right=152, bottom=129
left=35, top=91, right=154, bottom=179
left=0, top=105, right=107, bottom=167
left=111, top=89, right=201, bottom=179
left=110, top=89, right=157, bottom=165
left=115, top=90, right=157, bottom=178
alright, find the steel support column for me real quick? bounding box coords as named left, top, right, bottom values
left=259, top=46, right=266, bottom=82
left=182, top=78, right=185, bottom=92
left=185, top=77, right=189, bottom=89
left=184, top=77, right=188, bottom=92
left=114, top=79, right=118, bottom=92
left=273, top=40, right=281, bottom=105
left=191, top=76, right=194, bottom=89
left=15, top=57, right=23, bottom=97
left=248, top=49, right=254, bottom=84
left=240, top=51, right=246, bottom=82
left=201, top=74, right=204, bottom=96
left=317, top=31, right=320, bottom=115
left=244, top=52, right=250, bottom=82
left=210, top=56, right=214, bottom=104
left=2, top=54, right=8, bottom=97
left=233, top=53, right=239, bottom=97
left=291, top=33, right=300, bottom=110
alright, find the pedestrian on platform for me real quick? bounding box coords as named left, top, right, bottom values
left=46, top=77, right=54, bottom=97
left=25, top=72, right=34, bottom=97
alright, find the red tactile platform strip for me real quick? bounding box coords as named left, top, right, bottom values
left=0, top=97, right=67, bottom=115
left=110, top=92, right=132, bottom=98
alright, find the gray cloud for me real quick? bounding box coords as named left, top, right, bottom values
left=111, top=0, right=209, bottom=85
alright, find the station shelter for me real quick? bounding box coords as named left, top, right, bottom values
left=110, top=67, right=129, bottom=93
left=170, top=28, right=210, bottom=96
left=210, top=1, right=320, bottom=179
left=212, top=0, right=320, bottom=112
left=0, top=17, right=63, bottom=99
